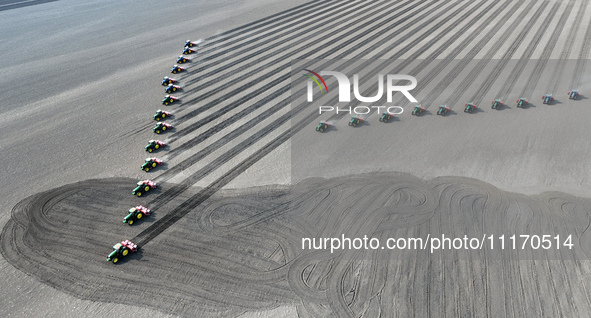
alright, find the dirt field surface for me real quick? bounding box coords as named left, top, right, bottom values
left=4, top=174, right=591, bottom=317
left=2, top=0, right=591, bottom=317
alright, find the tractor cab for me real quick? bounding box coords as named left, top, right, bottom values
left=379, top=112, right=394, bottom=122
left=316, top=121, right=330, bottom=132
left=568, top=90, right=578, bottom=99
left=348, top=116, right=362, bottom=127
left=491, top=99, right=502, bottom=109
left=437, top=105, right=449, bottom=115
left=412, top=105, right=423, bottom=115
left=464, top=103, right=477, bottom=113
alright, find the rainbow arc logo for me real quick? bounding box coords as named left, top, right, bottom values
left=303, top=69, right=328, bottom=93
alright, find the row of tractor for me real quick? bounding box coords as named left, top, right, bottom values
left=107, top=40, right=200, bottom=264
left=317, top=91, right=581, bottom=132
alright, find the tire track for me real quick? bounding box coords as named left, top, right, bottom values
left=495, top=1, right=561, bottom=100
left=331, top=1, right=510, bottom=114
left=149, top=0, right=524, bottom=244
left=440, top=0, right=540, bottom=108
left=157, top=0, right=448, bottom=176
left=4, top=174, right=591, bottom=316
left=470, top=0, right=550, bottom=103
left=166, top=0, right=432, bottom=143
left=183, top=0, right=371, bottom=79
left=202, top=0, right=328, bottom=47
left=393, top=0, right=521, bottom=108
left=519, top=0, right=573, bottom=98
left=571, top=0, right=591, bottom=89
left=548, top=0, right=587, bottom=93
left=147, top=0, right=467, bottom=210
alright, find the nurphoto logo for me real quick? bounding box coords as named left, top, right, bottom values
left=303, top=69, right=418, bottom=115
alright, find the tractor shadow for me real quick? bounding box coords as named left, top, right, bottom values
left=154, top=127, right=176, bottom=135
left=461, top=107, right=482, bottom=114
left=415, top=109, right=431, bottom=116
left=135, top=187, right=162, bottom=198
left=165, top=88, right=183, bottom=94
left=144, top=162, right=168, bottom=173
left=316, top=125, right=338, bottom=133
left=133, top=211, right=158, bottom=226
left=155, top=113, right=175, bottom=119
left=348, top=120, right=370, bottom=127
left=379, top=116, right=400, bottom=123
left=115, top=249, right=145, bottom=265
left=162, top=99, right=182, bottom=106
left=519, top=102, right=535, bottom=109
left=326, top=125, right=339, bottom=133
left=492, top=104, right=511, bottom=110
left=440, top=109, right=457, bottom=116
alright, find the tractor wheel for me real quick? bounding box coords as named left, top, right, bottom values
left=137, top=213, right=143, bottom=219
left=152, top=162, right=157, bottom=167
left=148, top=148, right=153, bottom=152
left=156, top=117, right=160, bottom=121
left=137, top=191, right=142, bottom=197
left=145, top=167, right=149, bottom=172
left=155, top=130, right=161, bottom=134
left=155, top=144, right=160, bottom=149
left=144, top=186, right=150, bottom=192
left=353, top=123, right=357, bottom=127
left=384, top=118, right=388, bottom=123
left=164, top=102, right=169, bottom=106
left=173, top=88, right=176, bottom=91
left=112, top=258, right=119, bottom=264
left=162, top=114, right=166, bottom=118
left=122, top=248, right=129, bottom=256
left=162, top=126, right=167, bottom=131
left=128, top=220, right=133, bottom=226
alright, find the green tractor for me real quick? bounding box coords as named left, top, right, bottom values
left=123, top=206, right=151, bottom=225
left=464, top=103, right=477, bottom=113
left=491, top=99, right=503, bottom=109
left=437, top=105, right=450, bottom=116
left=144, top=140, right=166, bottom=153
left=106, top=240, right=138, bottom=264
left=411, top=105, right=424, bottom=116
left=516, top=98, right=528, bottom=108
left=379, top=112, right=394, bottom=123
left=141, top=158, right=162, bottom=172
left=153, top=122, right=172, bottom=134
left=153, top=110, right=171, bottom=121
left=132, top=179, right=157, bottom=197
left=315, top=121, right=331, bottom=132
